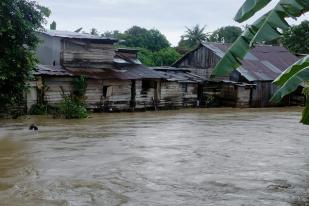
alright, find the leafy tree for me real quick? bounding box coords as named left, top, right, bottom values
left=137, top=48, right=181, bottom=66
left=119, top=26, right=170, bottom=52
left=282, top=20, right=309, bottom=54
left=152, top=48, right=181, bottom=66
left=212, top=0, right=309, bottom=124
left=0, top=0, right=50, bottom=110
left=50, top=21, right=56, bottom=30
left=138, top=49, right=155, bottom=66
left=209, top=26, right=242, bottom=43
left=182, top=25, right=208, bottom=48
left=101, top=30, right=121, bottom=39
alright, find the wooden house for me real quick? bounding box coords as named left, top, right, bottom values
left=150, top=67, right=205, bottom=108
left=28, top=30, right=164, bottom=112
left=173, top=42, right=303, bottom=107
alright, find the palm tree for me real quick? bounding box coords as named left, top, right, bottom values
left=212, top=0, right=309, bottom=124
left=183, top=25, right=208, bottom=48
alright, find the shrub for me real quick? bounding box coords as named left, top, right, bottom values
left=29, top=103, right=48, bottom=115
left=59, top=95, right=88, bottom=119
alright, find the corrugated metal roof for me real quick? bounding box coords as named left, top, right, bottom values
left=35, top=64, right=163, bottom=80
left=34, top=64, right=73, bottom=76
left=202, top=42, right=299, bottom=81
left=150, top=67, right=206, bottom=83
left=40, top=30, right=117, bottom=43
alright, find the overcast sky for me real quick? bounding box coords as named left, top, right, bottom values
left=36, top=0, right=308, bottom=46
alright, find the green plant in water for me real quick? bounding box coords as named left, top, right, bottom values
left=59, top=95, right=88, bottom=119
left=29, top=103, right=48, bottom=115
left=58, top=76, right=88, bottom=119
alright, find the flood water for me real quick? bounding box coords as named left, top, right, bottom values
left=1, top=108, right=309, bottom=206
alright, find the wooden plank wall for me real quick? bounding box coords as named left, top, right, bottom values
left=62, top=40, right=115, bottom=68
left=159, top=82, right=183, bottom=107
left=44, top=77, right=73, bottom=105
left=135, top=80, right=156, bottom=109
left=176, top=46, right=229, bottom=80
left=102, top=80, right=131, bottom=110
left=251, top=81, right=277, bottom=107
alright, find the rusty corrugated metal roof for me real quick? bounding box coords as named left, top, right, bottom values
left=202, top=42, right=299, bottom=81
left=151, top=67, right=206, bottom=83
left=35, top=64, right=164, bottom=80
left=34, top=64, right=73, bottom=76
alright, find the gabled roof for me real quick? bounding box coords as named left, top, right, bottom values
left=174, top=42, right=299, bottom=81
left=40, top=30, right=117, bottom=43
left=150, top=66, right=205, bottom=83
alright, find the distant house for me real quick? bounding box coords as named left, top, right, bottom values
left=28, top=30, right=164, bottom=111
left=150, top=67, right=205, bottom=108
left=173, top=42, right=303, bottom=107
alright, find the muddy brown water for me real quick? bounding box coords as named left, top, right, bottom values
left=0, top=108, right=309, bottom=206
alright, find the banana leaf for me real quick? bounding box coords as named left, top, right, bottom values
left=213, top=0, right=309, bottom=77
left=211, top=14, right=267, bottom=77
left=271, top=65, right=309, bottom=103
left=234, top=0, right=272, bottom=23
left=273, top=56, right=309, bottom=86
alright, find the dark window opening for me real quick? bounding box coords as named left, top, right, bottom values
left=141, top=80, right=155, bottom=94
left=181, top=83, right=188, bottom=93
left=103, top=86, right=110, bottom=98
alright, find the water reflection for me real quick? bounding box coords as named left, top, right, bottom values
left=0, top=108, right=309, bottom=206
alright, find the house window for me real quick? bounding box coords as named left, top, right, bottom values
left=141, top=80, right=155, bottom=94
left=181, top=83, right=188, bottom=93
left=103, top=86, right=111, bottom=98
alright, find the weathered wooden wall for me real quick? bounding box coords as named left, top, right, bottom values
left=183, top=83, right=199, bottom=107
left=44, top=77, right=73, bottom=105
left=175, top=46, right=229, bottom=80
left=135, top=80, right=158, bottom=109
left=101, top=80, right=132, bottom=110
left=251, top=81, right=277, bottom=107
left=61, top=40, right=115, bottom=68
left=41, top=77, right=132, bottom=110
left=236, top=86, right=251, bottom=108
left=159, top=82, right=183, bottom=107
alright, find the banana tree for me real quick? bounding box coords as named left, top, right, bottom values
left=212, top=0, right=309, bottom=124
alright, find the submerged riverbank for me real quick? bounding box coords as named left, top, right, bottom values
left=0, top=107, right=309, bottom=206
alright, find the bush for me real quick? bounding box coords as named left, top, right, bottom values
left=59, top=95, right=88, bottom=119
left=29, top=103, right=48, bottom=115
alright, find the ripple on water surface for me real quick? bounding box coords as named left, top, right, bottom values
left=0, top=108, right=309, bottom=206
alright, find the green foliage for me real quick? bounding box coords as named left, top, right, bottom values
left=234, top=0, right=272, bottom=22
left=138, top=48, right=155, bottom=66
left=282, top=20, right=309, bottom=54
left=212, top=0, right=309, bottom=124
left=209, top=26, right=243, bottom=43
left=152, top=48, right=181, bottom=66
left=137, top=48, right=181, bottom=66
left=29, top=103, right=48, bottom=115
left=180, top=25, right=208, bottom=49
left=118, top=26, right=170, bottom=52
left=50, top=21, right=56, bottom=30
left=0, top=0, right=50, bottom=110
left=101, top=30, right=121, bottom=39
left=59, top=95, right=88, bottom=119
left=72, top=76, right=87, bottom=97
left=58, top=76, right=88, bottom=119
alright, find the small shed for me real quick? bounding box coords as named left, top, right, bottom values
left=150, top=67, right=205, bottom=108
